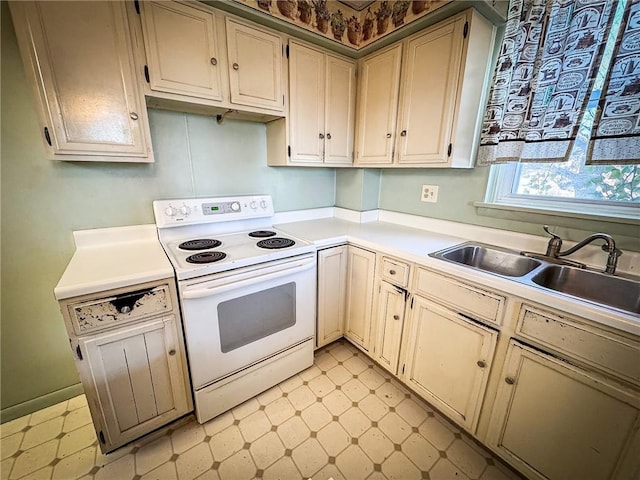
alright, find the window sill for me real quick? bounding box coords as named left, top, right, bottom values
left=474, top=202, right=640, bottom=226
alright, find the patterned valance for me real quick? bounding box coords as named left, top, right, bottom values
left=478, top=0, right=640, bottom=166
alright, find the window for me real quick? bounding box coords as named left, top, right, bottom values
left=481, top=0, right=639, bottom=221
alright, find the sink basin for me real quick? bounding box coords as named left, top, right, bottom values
left=435, top=243, right=542, bottom=277
left=531, top=265, right=640, bottom=314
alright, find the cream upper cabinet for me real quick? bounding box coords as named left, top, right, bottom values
left=316, top=246, right=348, bottom=348
left=139, top=1, right=225, bottom=101
left=354, top=44, right=402, bottom=165
left=487, top=341, right=640, bottom=480
left=355, top=9, right=495, bottom=168
left=225, top=19, right=284, bottom=112
left=9, top=1, right=153, bottom=162
left=344, top=246, right=376, bottom=351
left=403, top=296, right=498, bottom=432
left=287, top=41, right=355, bottom=166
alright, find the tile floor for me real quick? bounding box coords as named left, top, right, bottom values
left=1, top=340, right=522, bottom=480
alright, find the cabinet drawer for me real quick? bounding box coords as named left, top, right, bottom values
left=414, top=268, right=504, bottom=325
left=516, top=304, right=640, bottom=386
left=68, top=284, right=172, bottom=335
left=381, top=257, right=410, bottom=287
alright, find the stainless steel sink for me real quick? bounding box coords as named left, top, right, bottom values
left=531, top=265, right=640, bottom=314
left=433, top=243, right=542, bottom=277
left=430, top=242, right=640, bottom=317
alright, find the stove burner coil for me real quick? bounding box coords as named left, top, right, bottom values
left=248, top=230, right=277, bottom=238
left=256, top=237, right=296, bottom=249
left=186, top=251, right=227, bottom=264
left=179, top=239, right=222, bottom=250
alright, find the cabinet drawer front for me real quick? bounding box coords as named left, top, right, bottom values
left=381, top=257, right=410, bottom=287
left=517, top=304, right=640, bottom=386
left=414, top=268, right=504, bottom=325
left=69, top=285, right=172, bottom=334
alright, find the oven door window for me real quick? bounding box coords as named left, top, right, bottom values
left=217, top=282, right=296, bottom=353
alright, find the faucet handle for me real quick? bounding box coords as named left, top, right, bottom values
left=543, top=225, right=561, bottom=240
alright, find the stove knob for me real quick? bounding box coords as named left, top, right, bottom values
left=180, top=205, right=191, bottom=216
left=230, top=202, right=241, bottom=212
left=260, top=199, right=268, bottom=209
left=250, top=201, right=257, bottom=209
left=165, top=206, right=177, bottom=217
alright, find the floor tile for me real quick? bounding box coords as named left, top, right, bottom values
left=0, top=340, right=523, bottom=480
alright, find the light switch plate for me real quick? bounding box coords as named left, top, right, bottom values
left=421, top=185, right=439, bottom=203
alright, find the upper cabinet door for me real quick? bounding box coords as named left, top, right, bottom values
left=396, top=17, right=465, bottom=165
left=10, top=1, right=152, bottom=160
left=289, top=42, right=325, bottom=163
left=225, top=19, right=283, bottom=111
left=140, top=1, right=224, bottom=101
left=325, top=54, right=356, bottom=165
left=354, top=44, right=402, bottom=165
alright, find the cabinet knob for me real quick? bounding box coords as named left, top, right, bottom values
left=393, top=315, right=400, bottom=320
left=120, top=305, right=131, bottom=314
left=319, top=133, right=325, bottom=139
left=211, top=57, right=218, bottom=66
left=326, top=133, right=331, bottom=140
left=505, top=376, right=515, bottom=385
left=169, top=349, right=176, bottom=356
left=232, top=63, right=239, bottom=70
left=389, top=269, right=396, bottom=275
left=130, top=112, right=139, bottom=121
left=386, top=133, right=392, bottom=138
left=477, top=360, right=486, bottom=368
left=400, top=130, right=407, bottom=136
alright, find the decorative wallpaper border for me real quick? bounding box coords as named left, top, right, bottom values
left=233, top=0, right=453, bottom=49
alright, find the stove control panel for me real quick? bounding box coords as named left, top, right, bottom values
left=153, top=195, right=274, bottom=228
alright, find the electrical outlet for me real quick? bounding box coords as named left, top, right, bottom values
left=421, top=185, right=439, bottom=203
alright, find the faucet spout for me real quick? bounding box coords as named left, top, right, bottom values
left=556, top=233, right=622, bottom=274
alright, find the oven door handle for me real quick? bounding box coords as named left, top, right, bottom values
left=181, top=261, right=315, bottom=299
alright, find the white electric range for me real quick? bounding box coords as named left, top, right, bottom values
left=153, top=195, right=316, bottom=423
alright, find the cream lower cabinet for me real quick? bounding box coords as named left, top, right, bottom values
left=316, top=246, right=348, bottom=348
left=344, top=246, right=376, bottom=351
left=76, top=316, right=191, bottom=452
left=60, top=280, right=192, bottom=453
left=402, top=296, right=498, bottom=431
left=287, top=41, right=356, bottom=166
left=487, top=341, right=640, bottom=480
left=9, top=1, right=153, bottom=162
left=372, top=281, right=408, bottom=375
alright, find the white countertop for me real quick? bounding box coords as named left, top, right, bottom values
left=54, top=225, right=174, bottom=300
left=276, top=215, right=640, bottom=337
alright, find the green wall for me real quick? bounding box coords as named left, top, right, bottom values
left=0, top=5, right=334, bottom=420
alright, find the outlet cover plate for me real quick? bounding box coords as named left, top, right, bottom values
left=421, top=185, right=439, bottom=203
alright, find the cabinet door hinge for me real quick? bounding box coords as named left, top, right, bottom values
left=43, top=126, right=52, bottom=146
left=447, top=143, right=452, bottom=157
left=75, top=344, right=83, bottom=361
left=98, top=430, right=106, bottom=444
left=144, top=65, right=150, bottom=84
left=134, top=0, right=140, bottom=15
left=287, top=145, right=291, bottom=157
left=463, top=21, right=469, bottom=39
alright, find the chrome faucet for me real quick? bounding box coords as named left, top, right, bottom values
left=542, top=225, right=622, bottom=274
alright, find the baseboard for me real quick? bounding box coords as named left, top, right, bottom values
left=1, top=383, right=85, bottom=424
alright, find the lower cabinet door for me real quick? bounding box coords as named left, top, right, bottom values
left=487, top=341, right=640, bottom=480
left=316, top=246, right=347, bottom=348
left=78, top=316, right=191, bottom=451
left=403, top=296, right=497, bottom=431
left=344, top=246, right=376, bottom=351
left=373, top=281, right=406, bottom=375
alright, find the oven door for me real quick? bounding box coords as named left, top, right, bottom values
left=179, top=254, right=316, bottom=389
